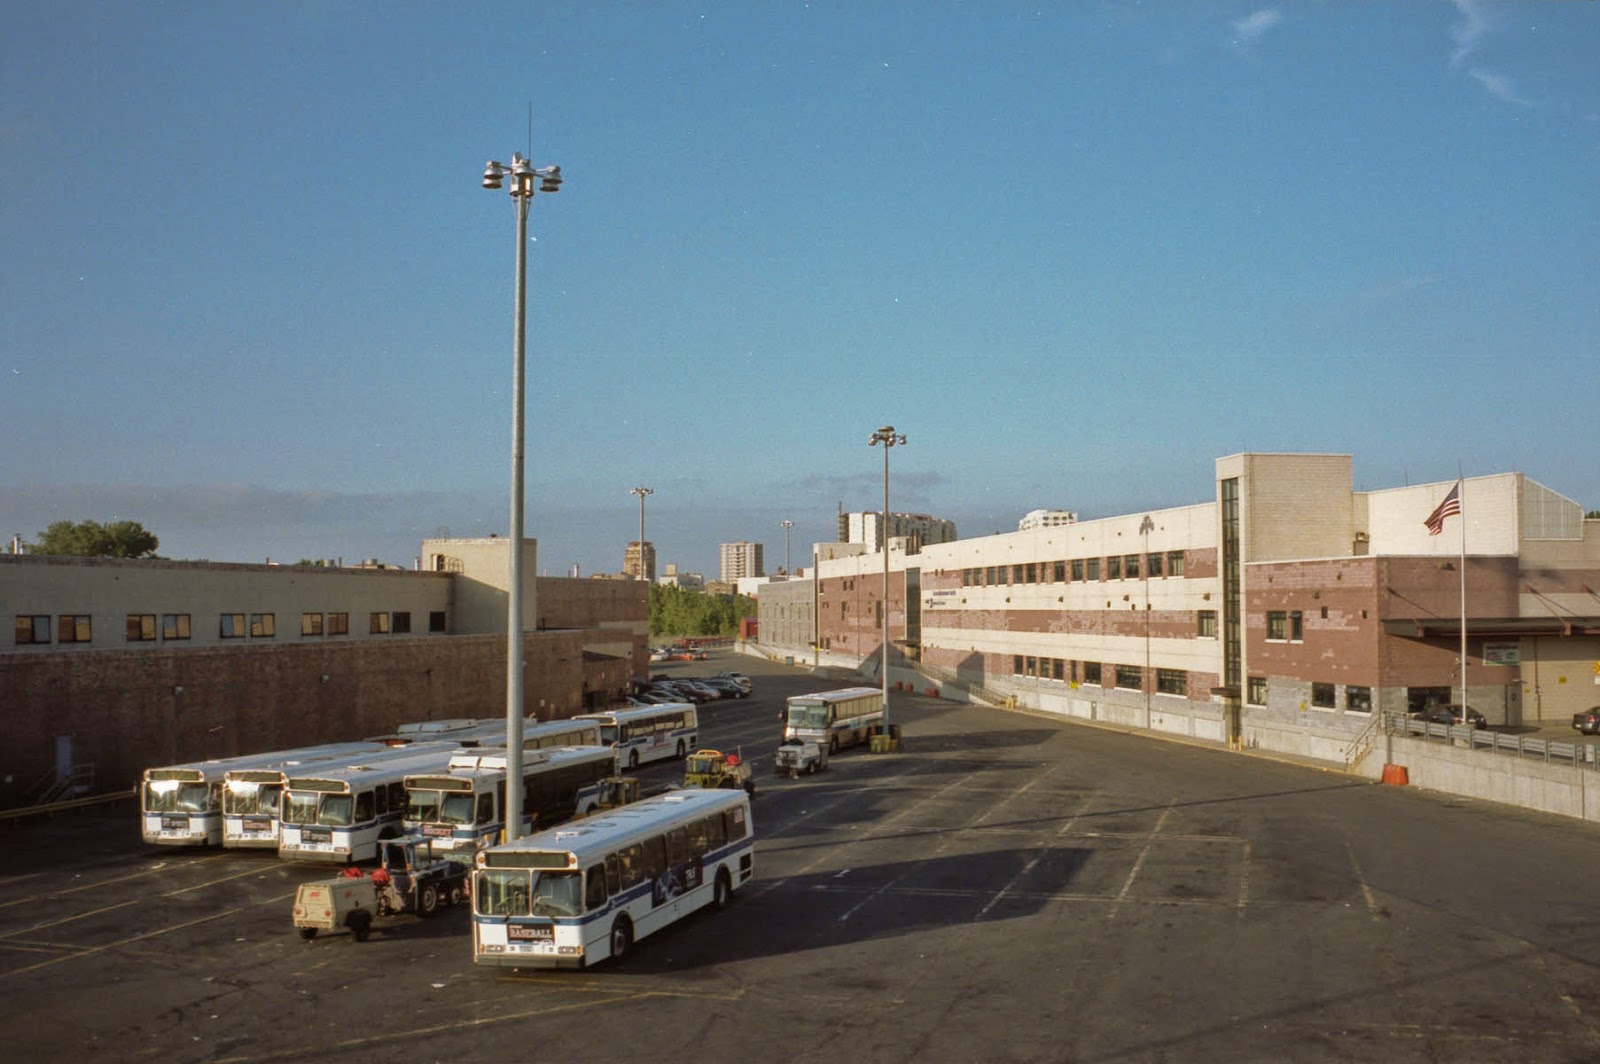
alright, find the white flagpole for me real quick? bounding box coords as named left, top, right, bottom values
left=1457, top=476, right=1467, bottom=712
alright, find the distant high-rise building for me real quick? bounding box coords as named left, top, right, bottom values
left=719, top=541, right=764, bottom=583
left=844, top=512, right=957, bottom=552
left=625, top=541, right=656, bottom=582
left=1018, top=509, right=1078, bottom=531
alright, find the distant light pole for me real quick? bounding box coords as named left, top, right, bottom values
left=630, top=486, right=654, bottom=581
left=482, top=148, right=562, bottom=844
left=869, top=426, right=906, bottom=734
left=781, top=519, right=793, bottom=576
left=1140, top=514, right=1155, bottom=728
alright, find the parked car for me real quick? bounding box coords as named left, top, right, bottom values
left=1572, top=707, right=1600, bottom=735
left=1412, top=704, right=1487, bottom=729
left=714, top=672, right=752, bottom=693
left=702, top=678, right=749, bottom=699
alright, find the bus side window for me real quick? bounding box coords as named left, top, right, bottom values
left=355, top=790, right=375, bottom=823
left=725, top=808, right=747, bottom=841
left=374, top=785, right=388, bottom=815
left=705, top=813, right=727, bottom=849
left=389, top=783, right=406, bottom=811
left=585, top=865, right=609, bottom=911
left=642, top=836, right=667, bottom=880
left=666, top=827, right=688, bottom=867
left=604, top=853, right=621, bottom=895
left=618, top=844, right=644, bottom=889
left=477, top=792, right=495, bottom=823
left=687, top=819, right=710, bottom=858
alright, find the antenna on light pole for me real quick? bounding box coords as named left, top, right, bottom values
left=869, top=426, right=906, bottom=739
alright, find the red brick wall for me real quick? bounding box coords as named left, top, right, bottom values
left=0, top=628, right=615, bottom=808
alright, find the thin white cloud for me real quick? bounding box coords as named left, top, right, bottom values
left=1231, top=8, right=1283, bottom=50
left=1449, top=0, right=1491, bottom=67
left=1468, top=68, right=1530, bottom=107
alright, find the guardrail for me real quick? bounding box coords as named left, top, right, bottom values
left=0, top=787, right=135, bottom=823
left=1387, top=715, right=1597, bottom=768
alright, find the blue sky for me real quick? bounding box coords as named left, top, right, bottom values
left=4, top=2, right=1596, bottom=576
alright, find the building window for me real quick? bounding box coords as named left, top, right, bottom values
left=327, top=612, right=349, bottom=636
left=1086, top=558, right=1100, bottom=581
left=1012, top=564, right=1024, bottom=584
left=1197, top=610, right=1217, bottom=638
left=126, top=614, right=157, bottom=642
left=16, top=615, right=50, bottom=644
left=250, top=613, right=276, bottom=638
left=1167, top=551, right=1185, bottom=577
left=370, top=612, right=390, bottom=634
left=1053, top=561, right=1066, bottom=582
left=1247, top=676, right=1267, bottom=705
left=1290, top=611, right=1303, bottom=641
left=1107, top=556, right=1122, bottom=580
left=1083, top=661, right=1102, bottom=685
left=1025, top=563, right=1037, bottom=583
left=429, top=611, right=447, bottom=633
left=1267, top=611, right=1288, bottom=641
left=1346, top=686, right=1372, bottom=713
left=163, top=614, right=191, bottom=641
left=1115, top=664, right=1142, bottom=690
left=59, top=615, right=92, bottom=643
left=1071, top=559, right=1084, bottom=582
left=392, top=612, right=411, bottom=634
left=1013, top=655, right=1024, bottom=675
left=1311, top=682, right=1336, bottom=708
left=1147, top=553, right=1163, bottom=578
left=1157, top=669, right=1187, bottom=696
left=1124, top=554, right=1140, bottom=579
left=1051, top=658, right=1064, bottom=681
left=302, top=612, right=324, bottom=637
left=221, top=613, right=246, bottom=639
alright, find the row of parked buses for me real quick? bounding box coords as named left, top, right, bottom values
left=139, top=704, right=703, bottom=861
left=145, top=681, right=884, bottom=968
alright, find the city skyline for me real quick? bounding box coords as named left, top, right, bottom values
left=5, top=3, right=1596, bottom=578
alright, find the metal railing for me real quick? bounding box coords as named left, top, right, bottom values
left=1387, top=714, right=1597, bottom=768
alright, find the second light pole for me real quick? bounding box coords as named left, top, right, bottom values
left=869, top=425, right=906, bottom=734
left=631, top=486, right=654, bottom=581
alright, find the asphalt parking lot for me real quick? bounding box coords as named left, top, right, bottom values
left=7, top=651, right=1600, bottom=1063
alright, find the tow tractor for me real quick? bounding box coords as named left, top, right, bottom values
left=683, top=748, right=756, bottom=797
left=586, top=775, right=676, bottom=814
left=291, top=835, right=468, bottom=941
left=774, top=736, right=828, bottom=778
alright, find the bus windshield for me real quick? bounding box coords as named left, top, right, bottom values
left=223, top=780, right=280, bottom=815
left=282, top=791, right=353, bottom=826
left=596, top=725, right=619, bottom=745
left=407, top=790, right=476, bottom=825
left=787, top=705, right=829, bottom=730
left=144, top=779, right=210, bottom=814
left=475, top=868, right=584, bottom=917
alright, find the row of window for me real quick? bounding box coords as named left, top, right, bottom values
left=1247, top=677, right=1372, bottom=712
left=1010, top=657, right=1189, bottom=696
left=962, top=551, right=1187, bottom=588
left=14, top=611, right=447, bottom=646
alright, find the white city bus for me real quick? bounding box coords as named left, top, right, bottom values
left=471, top=788, right=754, bottom=969
left=783, top=687, right=885, bottom=752
left=142, top=750, right=348, bottom=847
left=384, top=716, right=602, bottom=748
left=278, top=743, right=465, bottom=862
left=403, top=745, right=618, bottom=858
left=576, top=703, right=698, bottom=770
left=221, top=741, right=396, bottom=848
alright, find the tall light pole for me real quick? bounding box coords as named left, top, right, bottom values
left=630, top=486, right=654, bottom=581
left=1140, top=514, right=1155, bottom=728
left=869, top=426, right=906, bottom=734
left=781, top=519, right=793, bottom=576
left=482, top=149, right=562, bottom=844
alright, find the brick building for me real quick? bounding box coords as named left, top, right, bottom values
left=758, top=453, right=1600, bottom=763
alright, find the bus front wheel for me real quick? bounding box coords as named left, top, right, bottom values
left=609, top=916, right=633, bottom=962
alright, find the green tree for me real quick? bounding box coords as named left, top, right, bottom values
left=28, top=519, right=160, bottom=558
left=648, top=585, right=757, bottom=637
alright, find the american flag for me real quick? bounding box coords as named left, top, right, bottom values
left=1424, top=481, right=1461, bottom=535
